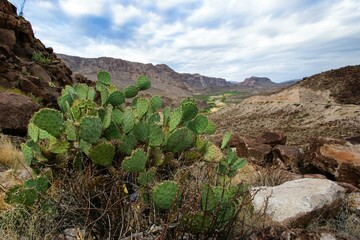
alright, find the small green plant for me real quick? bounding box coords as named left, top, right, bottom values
left=31, top=52, right=51, bottom=65
left=6, top=71, right=248, bottom=238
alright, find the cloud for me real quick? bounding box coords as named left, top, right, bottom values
left=8, top=0, right=360, bottom=82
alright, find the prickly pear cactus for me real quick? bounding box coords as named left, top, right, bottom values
left=122, top=108, right=135, bottom=133
left=152, top=181, right=180, bottom=210
left=122, top=149, right=148, bottom=172
left=181, top=100, right=198, bottom=123
left=79, top=116, right=103, bottom=144
left=136, top=76, right=151, bottom=91
left=133, top=122, right=150, bottom=142
left=135, top=98, right=150, bottom=119
left=137, top=170, right=156, bottom=186
left=89, top=142, right=115, bottom=167
left=32, top=108, right=64, bottom=137
left=97, top=71, right=111, bottom=85
left=221, top=131, right=232, bottom=149
left=148, top=124, right=164, bottom=147
left=150, top=96, right=162, bottom=111
left=169, top=108, right=183, bottom=132
left=107, top=91, right=125, bottom=107
left=187, top=114, right=208, bottom=134
left=124, top=85, right=139, bottom=98
left=166, top=127, right=194, bottom=153
left=204, top=143, right=223, bottom=162
left=118, top=134, right=137, bottom=155
left=204, top=120, right=216, bottom=135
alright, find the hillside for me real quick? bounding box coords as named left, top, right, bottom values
left=57, top=54, right=237, bottom=96
left=211, top=65, right=360, bottom=146
left=240, top=76, right=277, bottom=87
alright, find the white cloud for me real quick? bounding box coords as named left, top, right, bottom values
left=155, top=0, right=198, bottom=10
left=111, top=4, right=142, bottom=27
left=59, top=0, right=105, bottom=16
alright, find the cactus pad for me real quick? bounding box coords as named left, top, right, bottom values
left=108, top=91, right=125, bottom=107
left=221, top=131, right=232, bottom=149
left=169, top=108, right=183, bottom=132
left=28, top=122, right=39, bottom=142
left=166, top=127, right=194, bottom=153
left=122, top=149, right=147, bottom=172
left=147, top=112, right=161, bottom=125
left=124, top=85, right=139, bottom=98
left=135, top=98, right=150, bottom=119
left=21, top=143, right=34, bottom=165
left=112, top=109, right=123, bottom=125
left=204, top=143, right=223, bottom=162
left=153, top=181, right=180, bottom=210
left=187, top=114, right=208, bottom=134
left=122, top=108, right=135, bottom=133
left=149, top=124, right=164, bottom=147
left=70, top=99, right=98, bottom=121
left=100, top=87, right=108, bottom=106
left=32, top=108, right=64, bottom=137
left=136, top=75, right=151, bottom=90
left=150, top=96, right=162, bottom=110
left=73, top=83, right=89, bottom=100
left=79, top=116, right=103, bottom=144
left=137, top=170, right=156, bottom=186
left=104, top=122, right=122, bottom=140
left=89, top=142, right=115, bottom=167
left=97, top=71, right=111, bottom=85
left=133, top=121, right=150, bottom=142
left=204, top=120, right=216, bottom=135
left=64, top=120, right=77, bottom=141
left=181, top=101, right=198, bottom=122
left=119, top=134, right=137, bottom=155
left=163, top=106, right=171, bottom=126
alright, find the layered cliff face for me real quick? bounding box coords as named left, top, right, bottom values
left=0, top=0, right=89, bottom=107
left=180, top=73, right=234, bottom=91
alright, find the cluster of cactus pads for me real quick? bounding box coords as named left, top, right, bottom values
left=13, top=71, right=247, bottom=233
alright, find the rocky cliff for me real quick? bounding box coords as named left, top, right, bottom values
left=0, top=0, right=87, bottom=134
left=180, top=73, right=234, bottom=91
left=240, top=76, right=277, bottom=87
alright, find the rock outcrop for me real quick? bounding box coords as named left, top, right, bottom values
left=180, top=73, right=233, bottom=91
left=251, top=178, right=346, bottom=227
left=304, top=138, right=360, bottom=187
left=240, top=76, right=277, bottom=87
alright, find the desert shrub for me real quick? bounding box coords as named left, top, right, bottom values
left=4, top=71, right=252, bottom=239
left=31, top=51, right=51, bottom=65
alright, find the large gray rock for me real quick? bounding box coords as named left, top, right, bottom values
left=251, top=178, right=346, bottom=227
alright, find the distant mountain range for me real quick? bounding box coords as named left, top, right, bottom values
left=58, top=54, right=295, bottom=95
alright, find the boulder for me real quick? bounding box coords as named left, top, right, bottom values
left=304, top=138, right=360, bottom=186
left=347, top=192, right=360, bottom=215
left=0, top=92, right=39, bottom=132
left=273, top=145, right=303, bottom=172
left=257, top=130, right=287, bottom=147
left=251, top=178, right=346, bottom=227
left=0, top=28, right=16, bottom=49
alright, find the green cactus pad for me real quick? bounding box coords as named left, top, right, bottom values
left=153, top=181, right=180, bottom=210
left=204, top=121, right=216, bottom=134
left=163, top=106, right=171, bottom=126
left=99, top=105, right=113, bottom=129
left=50, top=139, right=70, bottom=154
left=112, top=109, right=123, bottom=125
left=5, top=186, right=38, bottom=206
left=24, top=177, right=49, bottom=193
left=181, top=100, right=198, bottom=123
left=133, top=121, right=150, bottom=142
left=204, top=143, right=223, bottom=162
left=119, top=134, right=137, bottom=155
left=149, top=124, right=164, bottom=147
left=73, top=83, right=89, bottom=100
left=187, top=114, right=208, bottom=134
left=57, top=93, right=73, bottom=115
left=195, top=138, right=208, bottom=152
left=64, top=120, right=77, bottom=141
left=21, top=143, right=34, bottom=165
left=70, top=99, right=98, bottom=121
left=79, top=116, right=103, bottom=144
left=100, top=87, right=108, bottom=106
left=166, top=127, right=194, bottom=153
left=122, top=149, right=147, bottom=172
left=181, top=211, right=212, bottom=234
left=132, top=96, right=139, bottom=108
left=87, top=87, right=96, bottom=101
left=32, top=108, right=64, bottom=137
left=150, top=96, right=162, bottom=110
left=135, top=98, right=150, bottom=119
left=137, top=170, right=156, bottom=186
left=147, top=112, right=161, bottom=125
left=136, top=75, right=151, bottom=90
left=97, top=71, right=111, bottom=85
left=108, top=91, right=125, bottom=107
left=169, top=108, right=183, bottom=132
left=28, top=122, right=39, bottom=142
left=124, top=85, right=139, bottom=98
left=79, top=139, right=92, bottom=156
left=89, top=142, right=115, bottom=167
left=122, top=108, right=135, bottom=133
left=104, top=122, right=122, bottom=140
left=221, top=131, right=232, bottom=149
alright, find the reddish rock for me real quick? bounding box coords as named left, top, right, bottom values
left=0, top=28, right=16, bottom=49
left=304, top=138, right=360, bottom=187
left=257, top=130, right=287, bottom=147
left=273, top=145, right=303, bottom=172
left=232, top=136, right=273, bottom=166
left=0, top=92, right=39, bottom=131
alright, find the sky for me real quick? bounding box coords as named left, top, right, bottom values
left=8, top=0, right=360, bottom=82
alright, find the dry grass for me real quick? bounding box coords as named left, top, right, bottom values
left=249, top=166, right=293, bottom=187
left=0, top=135, right=27, bottom=172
